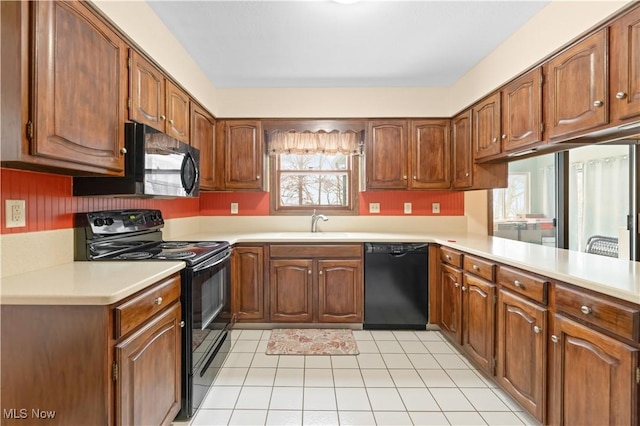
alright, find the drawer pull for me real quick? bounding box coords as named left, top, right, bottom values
left=154, top=296, right=163, bottom=305
left=533, top=325, right=541, bottom=334
left=551, top=335, right=559, bottom=343
left=580, top=305, right=592, bottom=315
left=445, top=255, right=451, bottom=261
left=472, top=265, right=479, bottom=271
left=514, top=280, right=522, bottom=288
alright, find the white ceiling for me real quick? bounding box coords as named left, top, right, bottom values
left=147, top=0, right=549, bottom=88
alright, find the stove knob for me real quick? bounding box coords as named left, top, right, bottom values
left=105, top=218, right=114, bottom=226
left=94, top=218, right=105, bottom=227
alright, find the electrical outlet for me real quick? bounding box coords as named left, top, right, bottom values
left=432, top=202, right=441, bottom=214
left=230, top=203, right=239, bottom=214
left=404, top=202, right=412, bottom=214
left=6, top=199, right=26, bottom=228
left=369, top=202, right=380, bottom=214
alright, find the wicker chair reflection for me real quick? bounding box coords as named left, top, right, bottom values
left=585, top=235, right=619, bottom=258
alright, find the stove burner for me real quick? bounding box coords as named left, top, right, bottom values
left=155, top=251, right=197, bottom=260
left=115, top=252, right=154, bottom=260
left=195, top=242, right=221, bottom=248
left=159, top=242, right=190, bottom=249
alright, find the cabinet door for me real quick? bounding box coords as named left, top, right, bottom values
left=32, top=1, right=127, bottom=174
left=409, top=119, right=451, bottom=189
left=317, top=259, right=363, bottom=323
left=224, top=120, right=264, bottom=190
left=232, top=246, right=266, bottom=321
left=546, top=29, right=608, bottom=140
left=366, top=120, right=408, bottom=189
left=190, top=103, right=219, bottom=190
left=472, top=93, right=501, bottom=160
left=270, top=259, right=313, bottom=322
left=462, top=274, right=495, bottom=374
left=610, top=5, right=640, bottom=122
left=496, top=289, right=547, bottom=422
left=451, top=111, right=473, bottom=189
left=165, top=80, right=190, bottom=143
left=439, top=263, right=463, bottom=344
left=115, top=303, right=182, bottom=426
left=129, top=50, right=165, bottom=132
left=501, top=68, right=543, bottom=152
left=549, top=314, right=639, bottom=426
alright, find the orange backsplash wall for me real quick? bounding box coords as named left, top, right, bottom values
left=1, top=168, right=464, bottom=234
left=0, top=168, right=200, bottom=234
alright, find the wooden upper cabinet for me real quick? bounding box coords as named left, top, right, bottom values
left=451, top=110, right=473, bottom=189
left=223, top=120, right=264, bottom=190
left=32, top=0, right=127, bottom=174
left=366, top=120, right=408, bottom=189
left=409, top=119, right=450, bottom=189
left=501, top=68, right=543, bottom=152
left=190, top=103, right=218, bottom=190
left=472, top=93, right=501, bottom=160
left=545, top=29, right=608, bottom=140
left=129, top=50, right=190, bottom=143
left=610, top=5, right=640, bottom=123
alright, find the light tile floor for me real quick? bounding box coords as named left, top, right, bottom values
left=183, top=329, right=540, bottom=426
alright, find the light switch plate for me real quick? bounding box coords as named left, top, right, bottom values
left=369, top=202, right=380, bottom=214
left=404, top=202, right=412, bottom=214
left=432, top=202, right=441, bottom=214
left=5, top=199, right=26, bottom=228
left=230, top=203, right=239, bottom=214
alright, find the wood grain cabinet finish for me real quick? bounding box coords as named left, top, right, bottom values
left=190, top=102, right=219, bottom=190
left=545, top=29, right=608, bottom=140
left=270, top=259, right=314, bottom=322
left=222, top=120, right=264, bottom=190
left=409, top=119, right=451, bottom=189
left=31, top=0, right=128, bottom=174
left=439, top=263, right=463, bottom=344
left=501, top=67, right=543, bottom=152
left=317, top=259, right=363, bottom=322
left=451, top=110, right=473, bottom=189
left=129, top=51, right=190, bottom=143
left=472, top=93, right=501, bottom=160
left=548, top=314, right=638, bottom=426
left=462, top=273, right=496, bottom=374
left=366, top=120, right=409, bottom=189
left=232, top=245, right=267, bottom=321
left=496, top=289, right=547, bottom=422
left=610, top=5, right=640, bottom=123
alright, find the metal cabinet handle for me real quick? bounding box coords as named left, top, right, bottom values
left=514, top=280, right=522, bottom=288
left=551, top=335, right=559, bottom=343
left=180, top=321, right=185, bottom=328
left=472, top=265, right=479, bottom=271
left=319, top=270, right=323, bottom=275
left=580, top=305, right=592, bottom=315
left=465, top=172, right=469, bottom=177
left=462, top=286, right=467, bottom=292
left=403, top=175, right=407, bottom=180
left=169, top=119, right=174, bottom=125
left=492, top=137, right=497, bottom=143
left=533, top=325, right=541, bottom=334
left=616, top=92, right=627, bottom=100
left=256, top=175, right=261, bottom=179
left=154, top=296, right=163, bottom=305
left=502, top=134, right=507, bottom=139
left=120, top=147, right=127, bottom=155
left=593, top=100, right=604, bottom=107
left=445, top=255, right=451, bottom=261
left=454, top=282, right=460, bottom=288
left=413, top=176, right=417, bottom=179
left=308, top=270, right=312, bottom=275
left=160, top=115, right=166, bottom=121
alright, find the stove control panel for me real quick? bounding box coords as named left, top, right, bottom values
left=82, top=209, right=164, bottom=235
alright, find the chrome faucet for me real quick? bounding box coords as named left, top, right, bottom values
left=311, top=209, right=328, bottom=233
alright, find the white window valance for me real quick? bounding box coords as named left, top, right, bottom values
left=268, top=130, right=360, bottom=155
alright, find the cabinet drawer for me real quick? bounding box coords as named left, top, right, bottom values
left=497, top=266, right=547, bottom=304
left=440, top=247, right=462, bottom=268
left=270, top=244, right=362, bottom=259
left=555, top=284, right=640, bottom=342
left=115, top=274, right=181, bottom=339
left=463, top=255, right=495, bottom=281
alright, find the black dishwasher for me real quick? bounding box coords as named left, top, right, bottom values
left=364, top=243, right=429, bottom=330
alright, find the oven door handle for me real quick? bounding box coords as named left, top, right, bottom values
left=191, top=249, right=231, bottom=272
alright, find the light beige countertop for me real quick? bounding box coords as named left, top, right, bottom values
left=179, top=231, right=640, bottom=305
left=0, top=261, right=185, bottom=305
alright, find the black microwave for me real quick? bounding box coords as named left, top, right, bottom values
left=74, top=122, right=200, bottom=198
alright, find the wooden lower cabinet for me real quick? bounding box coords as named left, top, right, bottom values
left=232, top=245, right=267, bottom=321
left=462, top=273, right=495, bottom=374
left=317, top=259, right=363, bottom=322
left=548, top=314, right=639, bottom=426
left=115, top=302, right=182, bottom=426
left=439, top=263, right=463, bottom=344
left=496, top=289, right=547, bottom=422
left=270, top=259, right=314, bottom=322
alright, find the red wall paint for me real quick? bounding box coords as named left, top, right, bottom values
left=0, top=168, right=199, bottom=234
left=0, top=168, right=465, bottom=234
